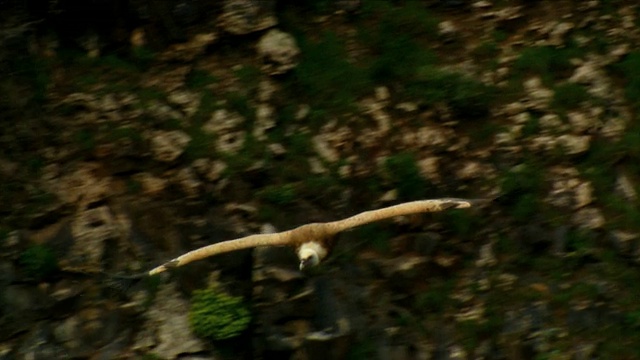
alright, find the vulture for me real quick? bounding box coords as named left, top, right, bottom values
left=149, top=198, right=479, bottom=275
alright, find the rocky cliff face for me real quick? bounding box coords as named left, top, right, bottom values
left=1, top=0, right=640, bottom=359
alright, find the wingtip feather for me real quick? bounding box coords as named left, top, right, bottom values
left=148, top=259, right=180, bottom=276
left=435, top=198, right=493, bottom=211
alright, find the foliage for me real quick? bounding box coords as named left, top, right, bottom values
left=9, top=55, right=51, bottom=106
left=414, top=279, right=454, bottom=313
left=615, top=51, right=640, bottom=107
left=233, top=65, right=261, bottom=91
left=521, top=114, right=541, bottom=137
left=360, top=1, right=438, bottom=83
left=500, top=161, right=545, bottom=222
left=362, top=1, right=439, bottom=38
left=0, top=227, right=8, bottom=243
left=225, top=92, right=254, bottom=122
left=258, top=184, right=297, bottom=205
left=408, top=66, right=495, bottom=119
left=189, top=285, right=251, bottom=341
left=190, top=90, right=218, bottom=125
left=351, top=223, right=391, bottom=253
left=186, top=69, right=218, bottom=89
left=551, top=82, right=590, bottom=111
left=346, top=339, right=377, bottom=360
left=384, top=153, right=430, bottom=200
left=439, top=209, right=481, bottom=239
left=73, top=129, right=97, bottom=152
left=184, top=127, right=215, bottom=161
left=19, top=244, right=58, bottom=280
left=513, top=46, right=583, bottom=84
left=293, top=31, right=370, bottom=112
left=130, top=46, right=156, bottom=69
left=471, top=41, right=500, bottom=62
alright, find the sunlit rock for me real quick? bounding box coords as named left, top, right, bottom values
left=219, top=0, right=277, bottom=35
left=150, top=130, right=191, bottom=163
left=256, top=29, right=300, bottom=75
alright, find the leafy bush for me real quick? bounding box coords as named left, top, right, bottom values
left=186, top=69, right=218, bottom=89
left=293, top=31, right=370, bottom=112
left=189, top=285, right=251, bottom=341
left=552, top=82, right=590, bottom=111
left=384, top=153, right=430, bottom=200
left=615, top=51, right=640, bottom=107
left=500, top=162, right=545, bottom=222
left=513, top=46, right=583, bottom=84
left=258, top=184, right=297, bottom=205
left=408, top=66, right=495, bottom=119
left=19, top=245, right=58, bottom=280
left=360, top=1, right=438, bottom=83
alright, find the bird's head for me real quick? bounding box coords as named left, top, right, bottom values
left=297, top=242, right=325, bottom=271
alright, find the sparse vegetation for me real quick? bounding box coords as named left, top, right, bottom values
left=551, top=82, right=590, bottom=111
left=361, top=3, right=439, bottom=84
left=186, top=69, right=218, bottom=89
left=351, top=223, right=392, bottom=252
left=414, top=279, right=454, bottom=313
left=615, top=51, right=640, bottom=107
left=384, top=153, right=430, bottom=200
left=19, top=244, right=58, bottom=281
left=513, top=46, right=583, bottom=85
left=293, top=31, right=370, bottom=113
left=500, top=161, right=546, bottom=222
left=258, top=184, right=297, bottom=205
left=189, top=285, right=251, bottom=341
left=408, top=66, right=495, bottom=119
left=184, top=127, right=215, bottom=161
left=73, top=129, right=97, bottom=153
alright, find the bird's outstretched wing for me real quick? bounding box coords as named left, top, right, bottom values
left=148, top=198, right=483, bottom=275
left=324, top=198, right=476, bottom=234
left=148, top=231, right=293, bottom=275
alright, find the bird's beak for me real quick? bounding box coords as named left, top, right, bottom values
left=299, top=258, right=310, bottom=271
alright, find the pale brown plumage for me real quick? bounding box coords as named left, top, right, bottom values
left=148, top=198, right=478, bottom=275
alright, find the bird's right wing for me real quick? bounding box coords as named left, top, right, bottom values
left=148, top=230, right=293, bottom=275
left=325, top=198, right=477, bottom=234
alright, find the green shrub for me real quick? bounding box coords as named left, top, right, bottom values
left=184, top=127, right=215, bottom=161
left=439, top=209, right=481, bottom=239
left=4, top=54, right=51, bottom=107
left=414, top=279, right=454, bottom=312
left=73, top=129, right=96, bottom=153
left=615, top=51, right=640, bottom=107
left=258, top=184, right=297, bottom=205
left=513, top=46, right=583, bottom=84
left=384, top=153, right=430, bottom=200
left=500, top=162, right=545, bottom=222
left=552, top=82, right=590, bottom=111
left=19, top=245, right=58, bottom=280
left=360, top=1, right=438, bottom=84
left=186, top=69, right=218, bottom=89
left=189, top=285, right=251, bottom=341
left=408, top=66, right=494, bottom=118
left=233, top=65, right=261, bottom=91
left=471, top=41, right=500, bottom=62
left=293, top=31, right=370, bottom=112
left=352, top=223, right=392, bottom=252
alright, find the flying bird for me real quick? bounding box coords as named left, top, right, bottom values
left=148, top=198, right=478, bottom=275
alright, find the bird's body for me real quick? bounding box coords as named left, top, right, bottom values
left=148, top=198, right=480, bottom=275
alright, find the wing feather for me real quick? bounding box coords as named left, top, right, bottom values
left=325, top=198, right=475, bottom=234
left=148, top=231, right=293, bottom=275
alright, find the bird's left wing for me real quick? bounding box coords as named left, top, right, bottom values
left=149, top=230, right=293, bottom=275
